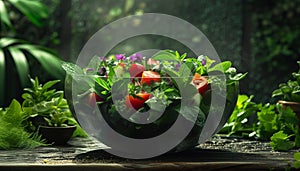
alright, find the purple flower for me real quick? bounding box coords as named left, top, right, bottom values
left=197, top=55, right=206, bottom=66
left=201, top=59, right=206, bottom=66
left=116, top=54, right=126, bottom=60
left=129, top=53, right=143, bottom=62
left=98, top=66, right=106, bottom=76
left=99, top=56, right=106, bottom=62
left=129, top=55, right=136, bottom=62
left=174, top=63, right=181, bottom=71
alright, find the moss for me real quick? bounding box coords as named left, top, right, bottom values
left=0, top=100, right=47, bottom=150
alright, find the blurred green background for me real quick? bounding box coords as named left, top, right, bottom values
left=1, top=0, right=299, bottom=107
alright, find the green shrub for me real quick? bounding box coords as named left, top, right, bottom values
left=0, top=99, right=46, bottom=150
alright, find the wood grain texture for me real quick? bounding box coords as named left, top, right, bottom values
left=0, top=136, right=297, bottom=171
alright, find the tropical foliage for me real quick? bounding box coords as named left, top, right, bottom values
left=0, top=0, right=65, bottom=107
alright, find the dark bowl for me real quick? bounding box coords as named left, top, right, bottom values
left=65, top=74, right=239, bottom=151
left=39, top=125, right=76, bottom=145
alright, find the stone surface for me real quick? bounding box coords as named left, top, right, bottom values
left=0, top=137, right=106, bottom=164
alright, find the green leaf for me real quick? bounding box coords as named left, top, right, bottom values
left=62, top=62, right=84, bottom=76
left=72, top=124, right=88, bottom=138
left=86, top=55, right=101, bottom=72
left=0, top=37, right=23, bottom=48
left=152, top=50, right=180, bottom=61
left=177, top=105, right=205, bottom=127
left=293, top=161, right=300, bottom=169
left=95, top=77, right=110, bottom=91
left=111, top=78, right=129, bottom=97
left=0, top=0, right=14, bottom=31
left=33, top=77, right=39, bottom=90
left=173, top=51, right=179, bottom=57
left=180, top=52, right=187, bottom=61
left=146, top=98, right=166, bottom=112
left=270, top=131, right=294, bottom=151
left=256, top=104, right=279, bottom=140
left=281, top=85, right=292, bottom=94
left=3, top=99, right=22, bottom=124
left=8, top=47, right=29, bottom=87
left=21, top=93, right=32, bottom=101
left=293, top=89, right=300, bottom=94
left=204, top=56, right=215, bottom=68
left=271, top=131, right=290, bottom=139
left=272, top=89, right=283, bottom=97
left=42, top=80, right=60, bottom=90
left=236, top=95, right=249, bottom=108
left=0, top=49, right=5, bottom=106
left=178, top=62, right=193, bottom=83
left=294, top=152, right=300, bottom=161
left=17, top=44, right=65, bottom=79
left=8, top=0, right=48, bottom=27
left=107, top=65, right=115, bottom=86
left=208, top=61, right=232, bottom=72
left=229, top=73, right=248, bottom=81
left=184, top=60, right=196, bottom=73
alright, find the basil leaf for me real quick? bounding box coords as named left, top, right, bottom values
left=208, top=61, right=232, bottom=72
left=62, top=62, right=84, bottom=76
left=152, top=50, right=180, bottom=61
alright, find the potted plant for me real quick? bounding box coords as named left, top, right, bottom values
left=22, top=77, right=78, bottom=145
left=272, top=61, right=300, bottom=125
left=63, top=50, right=246, bottom=151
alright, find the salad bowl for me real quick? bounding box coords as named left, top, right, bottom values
left=63, top=50, right=245, bottom=153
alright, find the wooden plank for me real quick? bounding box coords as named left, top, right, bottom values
left=0, top=162, right=292, bottom=171
left=0, top=136, right=297, bottom=171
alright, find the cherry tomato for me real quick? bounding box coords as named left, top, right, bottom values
left=141, top=71, right=161, bottom=86
left=129, top=63, right=146, bottom=78
left=88, top=92, right=104, bottom=108
left=125, top=92, right=151, bottom=110
left=192, top=73, right=208, bottom=95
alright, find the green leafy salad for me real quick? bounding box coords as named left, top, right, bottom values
left=63, top=50, right=245, bottom=138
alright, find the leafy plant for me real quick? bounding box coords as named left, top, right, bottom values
left=257, top=104, right=300, bottom=151
left=44, top=111, right=69, bottom=127
left=270, top=131, right=294, bottom=151
left=25, top=94, right=71, bottom=127
left=220, top=95, right=259, bottom=137
left=221, top=94, right=300, bottom=151
left=0, top=0, right=65, bottom=107
left=0, top=99, right=46, bottom=149
left=22, top=77, right=63, bottom=107
left=272, top=61, right=300, bottom=102
left=22, top=77, right=87, bottom=137
left=255, top=104, right=279, bottom=140
left=293, top=152, right=300, bottom=169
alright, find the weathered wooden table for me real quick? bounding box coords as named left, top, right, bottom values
left=0, top=136, right=297, bottom=171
